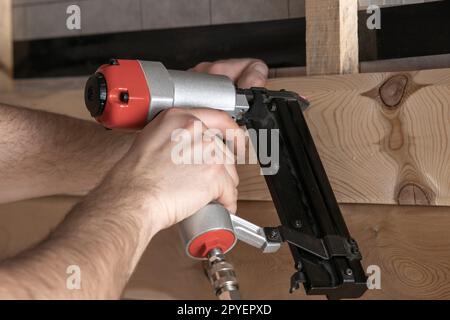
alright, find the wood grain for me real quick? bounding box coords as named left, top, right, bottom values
left=305, top=0, right=359, bottom=75
left=1, top=197, right=450, bottom=299
left=0, top=0, right=13, bottom=91
left=238, top=69, right=450, bottom=205
left=126, top=201, right=450, bottom=299
left=2, top=69, right=450, bottom=205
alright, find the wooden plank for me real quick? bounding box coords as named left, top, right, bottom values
left=224, top=201, right=450, bottom=300
left=1, top=197, right=450, bottom=299
left=361, top=54, right=450, bottom=73
left=2, top=69, right=450, bottom=205
left=0, top=0, right=13, bottom=91
left=305, top=0, right=359, bottom=75
left=269, top=54, right=450, bottom=77
left=239, top=69, right=450, bottom=206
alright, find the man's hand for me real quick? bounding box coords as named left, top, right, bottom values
left=0, top=107, right=244, bottom=299
left=107, top=108, right=243, bottom=233
left=112, top=58, right=269, bottom=232
left=0, top=58, right=268, bottom=299
left=191, top=58, right=269, bottom=88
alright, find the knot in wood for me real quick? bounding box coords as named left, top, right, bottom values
left=379, top=75, right=408, bottom=108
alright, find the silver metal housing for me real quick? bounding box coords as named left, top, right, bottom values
left=178, top=203, right=237, bottom=260
left=138, top=61, right=248, bottom=121
left=230, top=215, right=281, bottom=253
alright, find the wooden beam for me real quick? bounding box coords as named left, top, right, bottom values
left=0, top=0, right=13, bottom=91
left=361, top=54, right=450, bottom=73
left=1, top=68, right=450, bottom=206
left=305, top=0, right=359, bottom=75
left=2, top=197, right=450, bottom=299
left=270, top=54, right=450, bottom=77
left=238, top=69, right=450, bottom=205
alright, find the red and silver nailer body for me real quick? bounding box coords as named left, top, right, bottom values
left=84, top=59, right=279, bottom=300
left=85, top=59, right=368, bottom=300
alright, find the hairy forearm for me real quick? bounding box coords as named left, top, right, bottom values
left=0, top=104, right=135, bottom=203
left=0, top=163, right=157, bottom=299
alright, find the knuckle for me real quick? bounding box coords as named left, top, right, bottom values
left=161, top=107, right=181, bottom=118
left=202, top=137, right=216, bottom=148
left=209, top=62, right=226, bottom=74
left=183, top=116, right=198, bottom=131
left=212, top=109, right=232, bottom=122
left=194, top=61, right=211, bottom=70
left=251, top=58, right=265, bottom=66
left=245, top=73, right=266, bottom=87
left=216, top=109, right=229, bottom=117
left=209, top=163, right=225, bottom=176
left=233, top=171, right=240, bottom=186
left=232, top=187, right=238, bottom=199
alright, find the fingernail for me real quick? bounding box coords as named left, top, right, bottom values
left=252, top=62, right=268, bottom=77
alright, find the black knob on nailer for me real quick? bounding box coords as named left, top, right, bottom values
left=84, top=73, right=107, bottom=117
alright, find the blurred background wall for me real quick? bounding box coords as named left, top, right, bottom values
left=10, top=0, right=448, bottom=78
left=12, top=0, right=439, bottom=41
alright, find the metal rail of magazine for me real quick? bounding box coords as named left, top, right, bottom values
left=237, top=88, right=367, bottom=299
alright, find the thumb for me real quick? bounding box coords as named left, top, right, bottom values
left=237, top=61, right=269, bottom=89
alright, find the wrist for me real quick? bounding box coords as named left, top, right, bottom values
left=98, top=158, right=164, bottom=239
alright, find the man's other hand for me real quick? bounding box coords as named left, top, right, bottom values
left=191, top=58, right=269, bottom=88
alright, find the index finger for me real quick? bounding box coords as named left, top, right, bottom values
left=183, top=108, right=241, bottom=137
left=191, top=59, right=262, bottom=83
